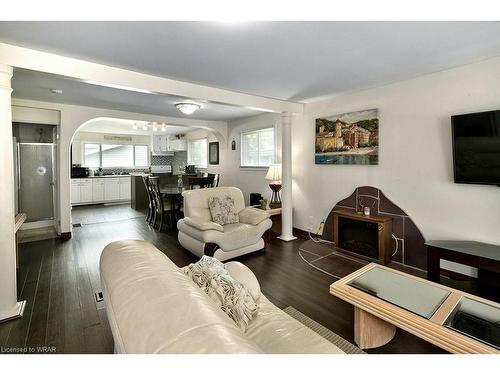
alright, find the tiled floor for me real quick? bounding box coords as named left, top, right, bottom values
left=71, top=203, right=146, bottom=226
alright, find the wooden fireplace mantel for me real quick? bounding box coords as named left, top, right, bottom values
left=333, top=209, right=393, bottom=264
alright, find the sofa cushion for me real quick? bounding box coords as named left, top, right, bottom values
left=178, top=219, right=271, bottom=251
left=239, top=207, right=270, bottom=225
left=184, top=216, right=224, bottom=232
left=225, top=261, right=261, bottom=302
left=208, top=195, right=240, bottom=226
left=184, top=256, right=258, bottom=332
left=246, top=296, right=345, bottom=354
left=182, top=187, right=246, bottom=222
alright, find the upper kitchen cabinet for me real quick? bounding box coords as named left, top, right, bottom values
left=169, top=138, right=187, bottom=151
left=151, top=135, right=186, bottom=154
left=151, top=134, right=173, bottom=155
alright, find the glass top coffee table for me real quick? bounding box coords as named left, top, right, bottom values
left=330, top=263, right=500, bottom=353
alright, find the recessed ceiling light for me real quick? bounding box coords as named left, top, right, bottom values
left=175, top=103, right=201, bottom=115
left=50, top=88, right=63, bottom=94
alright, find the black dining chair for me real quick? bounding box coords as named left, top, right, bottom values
left=149, top=176, right=172, bottom=231
left=188, top=176, right=215, bottom=189
left=142, top=176, right=155, bottom=225
left=207, top=173, right=220, bottom=187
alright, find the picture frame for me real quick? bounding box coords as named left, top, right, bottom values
left=315, top=108, right=379, bottom=165
left=209, top=141, right=219, bottom=165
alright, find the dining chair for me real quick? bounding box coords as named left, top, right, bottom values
left=149, top=176, right=172, bottom=231
left=207, top=173, right=220, bottom=187
left=188, top=176, right=215, bottom=189
left=142, top=176, right=155, bottom=225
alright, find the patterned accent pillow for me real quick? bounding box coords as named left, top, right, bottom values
left=183, top=256, right=259, bottom=332
left=208, top=195, right=240, bottom=226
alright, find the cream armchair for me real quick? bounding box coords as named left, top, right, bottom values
left=177, top=187, right=272, bottom=261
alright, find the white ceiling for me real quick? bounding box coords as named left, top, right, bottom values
left=78, top=118, right=196, bottom=136
left=2, top=21, right=500, bottom=101
left=11, top=69, right=261, bottom=121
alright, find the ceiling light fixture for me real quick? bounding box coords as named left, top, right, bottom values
left=132, top=123, right=138, bottom=130
left=142, top=123, right=148, bottom=131
left=161, top=124, right=167, bottom=132
left=175, top=103, right=201, bottom=115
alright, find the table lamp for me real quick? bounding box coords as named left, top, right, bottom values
left=265, top=164, right=282, bottom=209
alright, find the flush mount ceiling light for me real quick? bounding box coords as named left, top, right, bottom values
left=175, top=103, right=201, bottom=115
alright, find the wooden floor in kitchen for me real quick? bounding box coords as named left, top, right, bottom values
left=0, top=204, right=449, bottom=354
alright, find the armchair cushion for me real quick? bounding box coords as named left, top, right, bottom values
left=184, top=216, right=224, bottom=232
left=238, top=207, right=270, bottom=226
left=208, top=195, right=240, bottom=226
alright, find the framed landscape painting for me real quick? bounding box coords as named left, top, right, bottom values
left=315, top=108, right=379, bottom=165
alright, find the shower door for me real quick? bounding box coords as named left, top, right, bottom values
left=18, top=143, right=55, bottom=222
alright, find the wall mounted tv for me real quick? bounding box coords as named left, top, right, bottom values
left=452, top=109, right=500, bottom=186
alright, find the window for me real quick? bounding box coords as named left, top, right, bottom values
left=83, top=143, right=149, bottom=168
left=240, top=127, right=274, bottom=167
left=134, top=145, right=149, bottom=167
left=188, top=138, right=208, bottom=169
left=83, top=144, right=100, bottom=168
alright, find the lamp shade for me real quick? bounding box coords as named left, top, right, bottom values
left=265, top=164, right=282, bottom=183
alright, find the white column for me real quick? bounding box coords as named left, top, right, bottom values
left=278, top=112, right=297, bottom=242
left=0, top=64, right=26, bottom=323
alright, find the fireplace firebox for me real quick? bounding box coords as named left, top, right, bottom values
left=333, top=210, right=392, bottom=264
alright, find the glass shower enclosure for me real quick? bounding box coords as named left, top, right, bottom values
left=17, top=143, right=56, bottom=222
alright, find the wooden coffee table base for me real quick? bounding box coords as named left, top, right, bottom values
left=354, top=307, right=396, bottom=349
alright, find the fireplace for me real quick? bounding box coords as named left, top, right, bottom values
left=333, top=210, right=392, bottom=264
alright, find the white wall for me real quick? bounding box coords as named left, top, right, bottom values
left=292, top=56, right=500, bottom=256
left=224, top=113, right=281, bottom=205
left=185, top=128, right=226, bottom=176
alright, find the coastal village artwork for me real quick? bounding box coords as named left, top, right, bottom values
left=315, top=108, right=379, bottom=165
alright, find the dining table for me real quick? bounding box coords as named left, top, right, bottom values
left=159, top=185, right=189, bottom=230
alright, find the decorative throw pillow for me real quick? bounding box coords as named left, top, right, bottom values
left=183, top=256, right=258, bottom=332
left=208, top=195, right=240, bottom=226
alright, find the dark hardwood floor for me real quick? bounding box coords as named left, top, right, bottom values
left=0, top=205, right=449, bottom=354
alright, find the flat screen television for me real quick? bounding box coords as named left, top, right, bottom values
left=452, top=110, right=500, bottom=186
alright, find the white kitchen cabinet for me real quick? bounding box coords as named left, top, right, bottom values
left=104, top=178, right=121, bottom=201
left=119, top=177, right=131, bottom=200
left=71, top=180, right=81, bottom=204
left=80, top=179, right=93, bottom=203
left=72, top=177, right=131, bottom=205
left=92, top=179, right=105, bottom=201
left=152, top=135, right=174, bottom=155
left=71, top=178, right=93, bottom=204
left=170, top=139, right=187, bottom=151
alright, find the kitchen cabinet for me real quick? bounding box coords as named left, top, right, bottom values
left=119, top=177, right=131, bottom=200
left=71, top=176, right=131, bottom=205
left=169, top=139, right=187, bottom=151
left=104, top=178, right=121, bottom=201
left=71, top=178, right=93, bottom=204
left=71, top=180, right=81, bottom=204
left=92, top=179, right=105, bottom=201
left=152, top=135, right=174, bottom=155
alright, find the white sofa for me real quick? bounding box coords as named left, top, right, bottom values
left=177, top=187, right=272, bottom=261
left=100, top=240, right=344, bottom=354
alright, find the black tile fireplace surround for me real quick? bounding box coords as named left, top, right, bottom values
left=322, top=186, right=427, bottom=270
